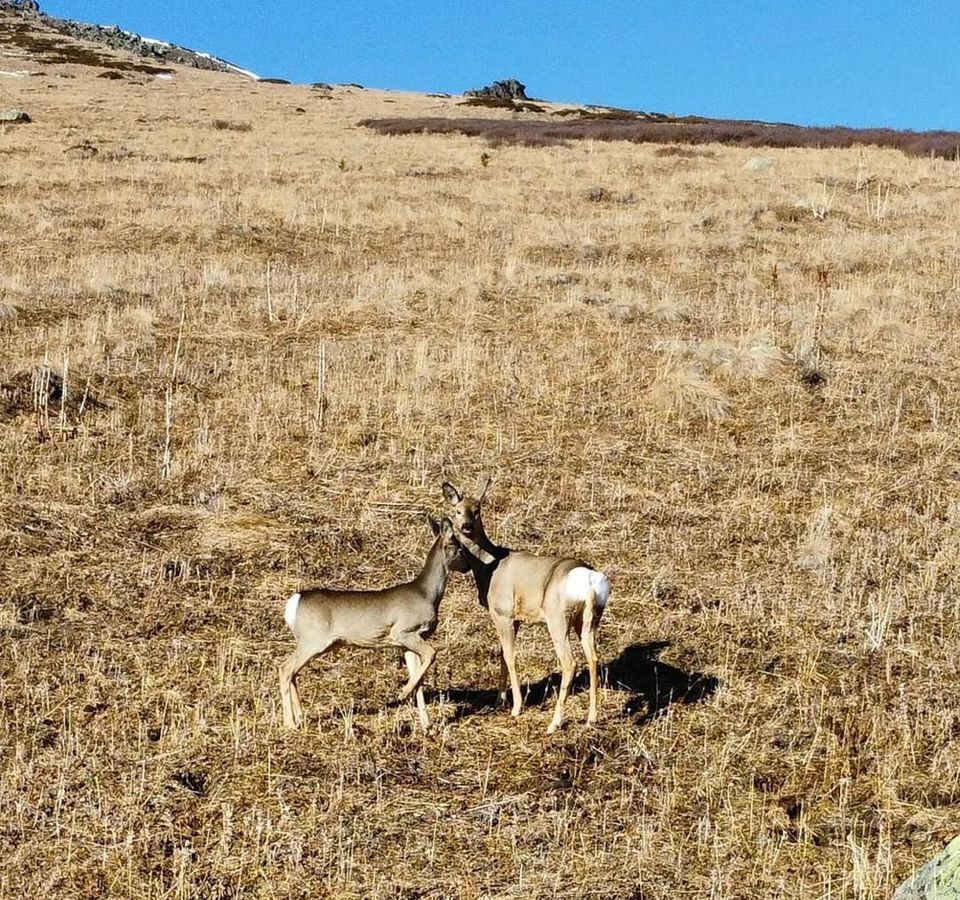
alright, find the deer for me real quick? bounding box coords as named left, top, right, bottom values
left=279, top=516, right=470, bottom=731
left=442, top=477, right=611, bottom=734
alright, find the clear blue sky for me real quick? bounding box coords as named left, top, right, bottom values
left=39, top=1, right=960, bottom=131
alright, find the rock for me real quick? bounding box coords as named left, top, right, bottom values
left=0, top=108, right=30, bottom=123
left=258, top=77, right=291, bottom=85
left=893, top=835, right=960, bottom=899
left=465, top=78, right=528, bottom=101
left=0, top=0, right=40, bottom=13
left=744, top=156, right=774, bottom=172
left=586, top=186, right=606, bottom=202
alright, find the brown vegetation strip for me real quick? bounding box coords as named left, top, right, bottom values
left=361, top=114, right=960, bottom=157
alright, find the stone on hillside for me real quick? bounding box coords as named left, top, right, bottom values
left=0, top=108, right=30, bottom=123
left=893, top=834, right=960, bottom=900
left=465, top=78, right=528, bottom=101
left=0, top=0, right=41, bottom=13
left=744, top=156, right=774, bottom=172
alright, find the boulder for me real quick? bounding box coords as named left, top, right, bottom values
left=465, top=78, right=528, bottom=101
left=743, top=156, right=774, bottom=172
left=0, top=108, right=31, bottom=123
left=894, top=834, right=960, bottom=900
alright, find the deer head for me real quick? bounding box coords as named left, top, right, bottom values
left=441, top=477, right=496, bottom=564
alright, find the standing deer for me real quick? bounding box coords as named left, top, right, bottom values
left=442, top=477, right=611, bottom=733
left=279, top=517, right=469, bottom=731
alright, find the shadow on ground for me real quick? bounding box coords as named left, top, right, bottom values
left=434, top=640, right=719, bottom=725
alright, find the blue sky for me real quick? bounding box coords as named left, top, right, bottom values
left=39, top=1, right=960, bottom=131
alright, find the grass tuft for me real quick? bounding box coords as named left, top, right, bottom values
left=647, top=364, right=732, bottom=422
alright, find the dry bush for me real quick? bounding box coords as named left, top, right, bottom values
left=212, top=118, right=252, bottom=132
left=655, top=145, right=718, bottom=158
left=2, top=15, right=960, bottom=900
left=363, top=114, right=960, bottom=158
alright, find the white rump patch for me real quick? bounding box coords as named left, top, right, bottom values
left=564, top=567, right=611, bottom=609
left=284, top=592, right=300, bottom=630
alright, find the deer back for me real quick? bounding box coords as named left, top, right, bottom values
left=487, top=552, right=584, bottom=623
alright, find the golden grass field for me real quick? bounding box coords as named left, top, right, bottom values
left=2, top=17, right=960, bottom=899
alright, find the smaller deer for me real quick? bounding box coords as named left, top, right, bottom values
left=443, top=477, right=611, bottom=734
left=279, top=517, right=469, bottom=731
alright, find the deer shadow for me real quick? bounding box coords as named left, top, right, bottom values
left=433, top=640, right=719, bottom=725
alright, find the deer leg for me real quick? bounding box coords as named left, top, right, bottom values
left=580, top=600, right=600, bottom=725
left=493, top=616, right=523, bottom=717
left=279, top=641, right=331, bottom=729
left=497, top=621, right=521, bottom=705
left=290, top=676, right=304, bottom=725
left=404, top=650, right=430, bottom=731
left=546, top=612, right=576, bottom=735
left=395, top=632, right=436, bottom=701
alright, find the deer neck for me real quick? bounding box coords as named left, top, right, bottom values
left=415, top=535, right=449, bottom=608
left=472, top=517, right=505, bottom=560
left=465, top=519, right=508, bottom=607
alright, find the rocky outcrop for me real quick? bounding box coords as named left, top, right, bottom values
left=465, top=79, right=528, bottom=101
left=0, top=0, right=40, bottom=12
left=0, top=0, right=256, bottom=77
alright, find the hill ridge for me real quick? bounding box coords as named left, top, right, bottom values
left=0, top=0, right=258, bottom=78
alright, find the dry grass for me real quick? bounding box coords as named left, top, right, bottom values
left=2, top=14, right=960, bottom=899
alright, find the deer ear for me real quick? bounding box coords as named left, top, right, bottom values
left=441, top=481, right=461, bottom=504
left=440, top=518, right=455, bottom=539
left=427, top=515, right=441, bottom=536
left=476, top=475, right=492, bottom=503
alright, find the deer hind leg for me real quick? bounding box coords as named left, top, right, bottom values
left=547, top=612, right=576, bottom=734
left=279, top=640, right=332, bottom=729
left=579, top=595, right=600, bottom=725
left=493, top=615, right=523, bottom=717
left=404, top=650, right=430, bottom=731
left=394, top=631, right=436, bottom=702
left=546, top=610, right=576, bottom=735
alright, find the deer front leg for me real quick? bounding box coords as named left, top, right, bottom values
left=395, top=632, right=436, bottom=701
left=497, top=621, right=520, bottom=705
left=493, top=615, right=523, bottom=717
left=404, top=650, right=430, bottom=731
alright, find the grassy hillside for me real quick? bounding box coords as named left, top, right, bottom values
left=1, top=18, right=959, bottom=899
